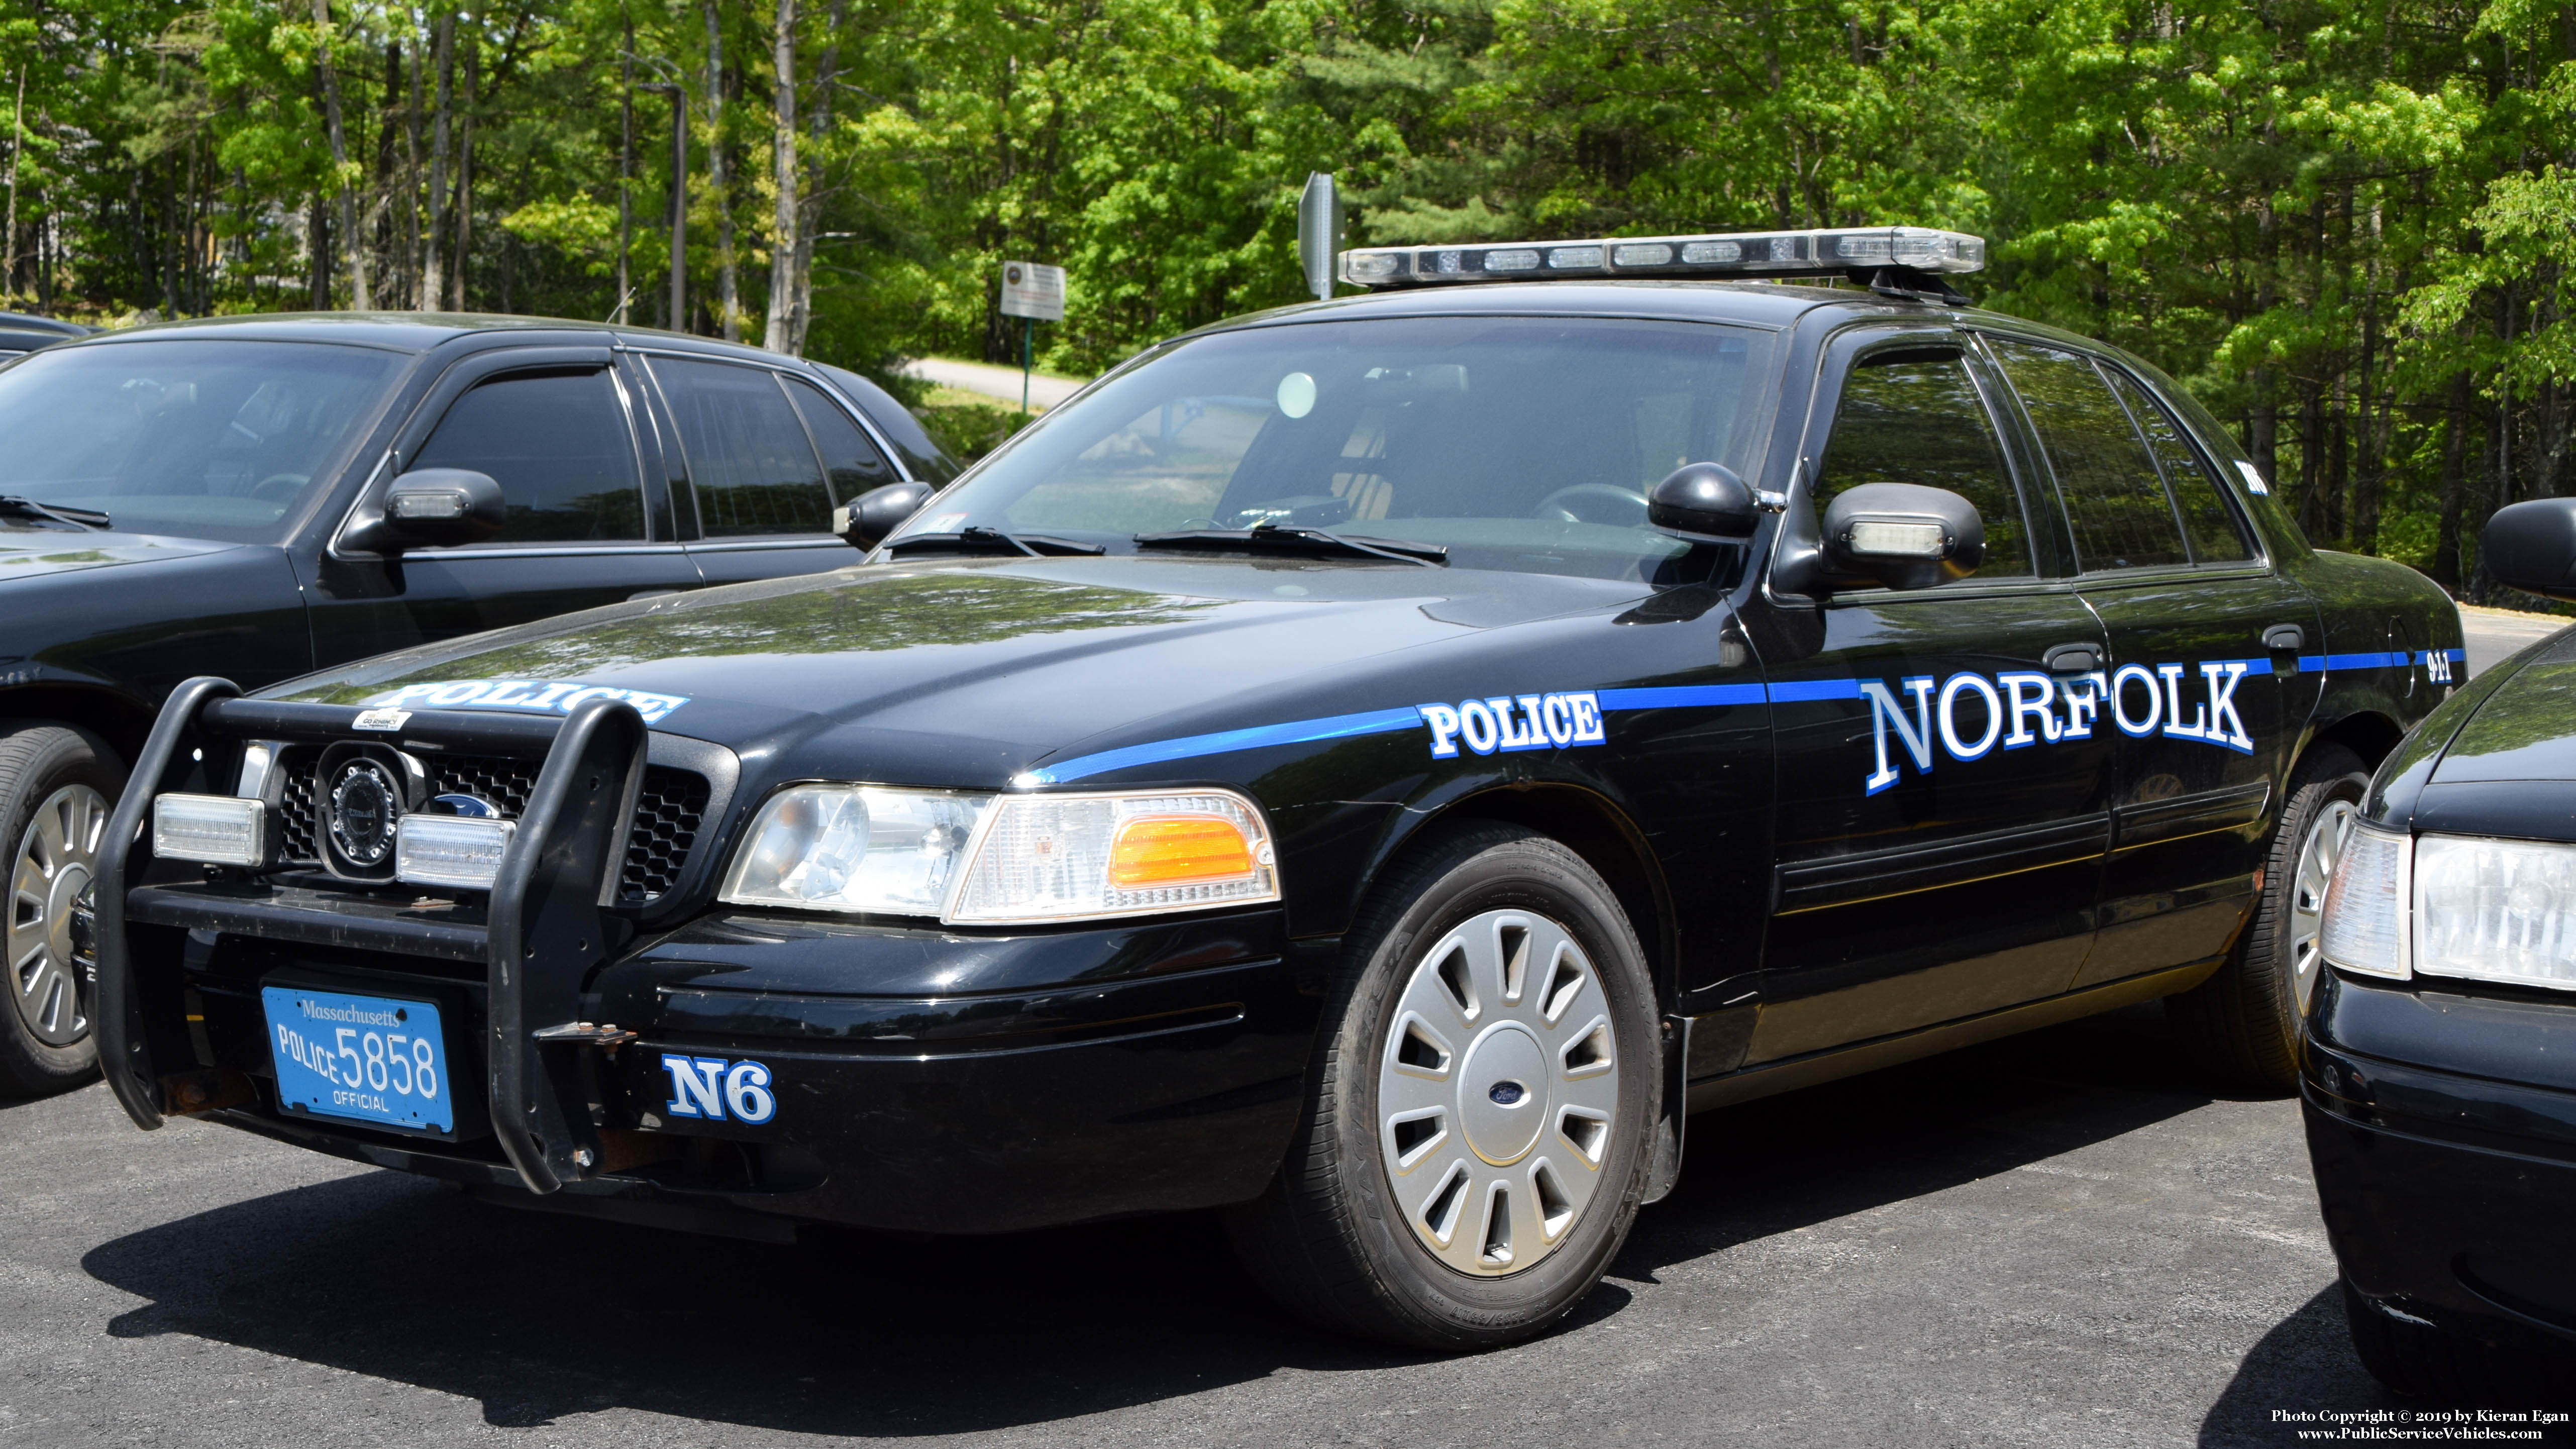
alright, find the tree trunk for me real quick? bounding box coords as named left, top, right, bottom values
left=2433, top=369, right=2474, bottom=589
left=762, top=0, right=797, bottom=353
left=452, top=17, right=474, bottom=309
left=706, top=2, right=737, bottom=339
left=309, top=193, right=330, bottom=308
left=403, top=36, right=422, bottom=308
left=424, top=12, right=452, bottom=312
left=791, top=0, right=847, bottom=354
left=310, top=0, right=363, bottom=307
left=617, top=21, right=633, bottom=324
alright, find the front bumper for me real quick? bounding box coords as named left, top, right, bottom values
left=2303, top=968, right=2576, bottom=1360
left=95, top=679, right=1319, bottom=1238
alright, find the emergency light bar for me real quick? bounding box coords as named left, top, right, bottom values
left=1338, top=226, right=1985, bottom=289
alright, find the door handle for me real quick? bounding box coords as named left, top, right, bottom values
left=2041, top=642, right=2101, bottom=673
left=2263, top=623, right=2306, bottom=652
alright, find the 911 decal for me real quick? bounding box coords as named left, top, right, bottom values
left=1420, top=692, right=1606, bottom=758
left=661, top=1054, right=778, bottom=1124
left=1865, top=659, right=2258, bottom=794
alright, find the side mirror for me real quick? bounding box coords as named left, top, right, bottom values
left=1647, top=462, right=1761, bottom=540
left=835, top=480, right=935, bottom=550
left=2483, top=498, right=2576, bottom=602
left=343, top=469, right=505, bottom=553
left=1820, top=482, right=1984, bottom=591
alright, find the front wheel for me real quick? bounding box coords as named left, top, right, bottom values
left=0, top=723, right=122, bottom=1097
left=1224, top=822, right=1659, bottom=1349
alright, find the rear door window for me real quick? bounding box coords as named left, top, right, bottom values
left=781, top=375, right=895, bottom=500
left=1813, top=345, right=2032, bottom=579
left=1988, top=339, right=2188, bottom=572
left=2104, top=369, right=2253, bottom=564
left=409, top=368, right=645, bottom=543
left=651, top=357, right=835, bottom=537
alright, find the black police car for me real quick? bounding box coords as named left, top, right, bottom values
left=0, top=314, right=953, bottom=1095
left=93, top=229, right=2457, bottom=1349
left=2304, top=500, right=2576, bottom=1395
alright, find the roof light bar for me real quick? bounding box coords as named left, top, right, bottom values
left=1338, top=226, right=1985, bottom=289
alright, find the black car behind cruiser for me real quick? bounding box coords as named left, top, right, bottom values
left=0, top=313, right=953, bottom=1095
left=94, top=228, right=2458, bottom=1348
left=2303, top=500, right=2576, bottom=1395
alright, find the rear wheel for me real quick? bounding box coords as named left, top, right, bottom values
left=1223, top=822, right=1659, bottom=1350
left=2170, top=743, right=2368, bottom=1093
left=0, top=723, right=121, bottom=1097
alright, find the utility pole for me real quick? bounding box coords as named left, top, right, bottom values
left=638, top=82, right=685, bottom=330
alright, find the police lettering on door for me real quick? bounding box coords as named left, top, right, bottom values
left=1864, top=659, right=2258, bottom=794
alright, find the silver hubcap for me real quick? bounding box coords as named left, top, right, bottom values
left=2290, top=798, right=2356, bottom=1016
left=9, top=784, right=106, bottom=1047
left=1377, top=908, right=1619, bottom=1277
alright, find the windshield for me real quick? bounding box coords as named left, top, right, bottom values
left=0, top=339, right=404, bottom=543
left=896, top=316, right=1776, bottom=583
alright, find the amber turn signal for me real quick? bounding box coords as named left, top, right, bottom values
left=1108, top=815, right=1257, bottom=889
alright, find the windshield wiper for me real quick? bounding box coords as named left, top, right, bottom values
left=0, top=496, right=109, bottom=531
left=1134, top=524, right=1447, bottom=566
left=880, top=525, right=1104, bottom=558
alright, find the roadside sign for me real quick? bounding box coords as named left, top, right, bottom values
left=999, top=261, right=1066, bottom=322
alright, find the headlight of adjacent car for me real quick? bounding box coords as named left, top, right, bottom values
left=2318, top=822, right=2413, bottom=980
left=2414, top=834, right=2576, bottom=992
left=718, top=785, right=1279, bottom=925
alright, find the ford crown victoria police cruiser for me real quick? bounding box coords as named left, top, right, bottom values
left=92, top=227, right=2461, bottom=1349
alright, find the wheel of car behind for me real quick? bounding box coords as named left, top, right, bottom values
left=1224, top=822, right=1659, bottom=1349
left=0, top=723, right=122, bottom=1096
left=2169, top=743, right=2371, bottom=1093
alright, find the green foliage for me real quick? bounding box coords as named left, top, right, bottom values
left=0, top=0, right=2567, bottom=598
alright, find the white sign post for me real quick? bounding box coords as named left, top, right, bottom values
left=999, top=261, right=1067, bottom=415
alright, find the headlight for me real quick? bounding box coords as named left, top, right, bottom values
left=2414, top=834, right=2576, bottom=992
left=2319, top=822, right=2412, bottom=979
left=717, top=785, right=1280, bottom=924
left=719, top=786, right=994, bottom=915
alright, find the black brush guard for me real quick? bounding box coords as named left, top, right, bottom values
left=93, top=677, right=649, bottom=1195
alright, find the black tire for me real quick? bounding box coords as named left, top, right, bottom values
left=2342, top=1279, right=2564, bottom=1398
left=2169, top=743, right=2368, bottom=1093
left=0, top=723, right=122, bottom=1098
left=1223, top=821, right=1660, bottom=1350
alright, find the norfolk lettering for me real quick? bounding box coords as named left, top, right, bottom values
left=1863, top=660, right=2255, bottom=794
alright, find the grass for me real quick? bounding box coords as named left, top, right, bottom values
left=912, top=384, right=1046, bottom=465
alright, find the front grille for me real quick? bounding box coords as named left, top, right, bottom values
left=622, top=769, right=711, bottom=899
left=275, top=748, right=711, bottom=903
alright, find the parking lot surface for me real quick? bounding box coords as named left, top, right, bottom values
left=3, top=612, right=2570, bottom=1449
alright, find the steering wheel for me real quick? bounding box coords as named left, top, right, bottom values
left=248, top=473, right=310, bottom=503
left=1533, top=484, right=1650, bottom=527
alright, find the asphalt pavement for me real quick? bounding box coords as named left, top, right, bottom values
left=3, top=609, right=2571, bottom=1448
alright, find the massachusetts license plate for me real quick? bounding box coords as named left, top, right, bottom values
left=261, top=986, right=455, bottom=1133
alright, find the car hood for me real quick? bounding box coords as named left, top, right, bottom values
left=2426, top=626, right=2576, bottom=787
left=0, top=525, right=239, bottom=580
left=273, top=556, right=1657, bottom=786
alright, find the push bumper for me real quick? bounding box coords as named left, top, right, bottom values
left=2303, top=969, right=2576, bottom=1360
left=94, top=678, right=1319, bottom=1237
